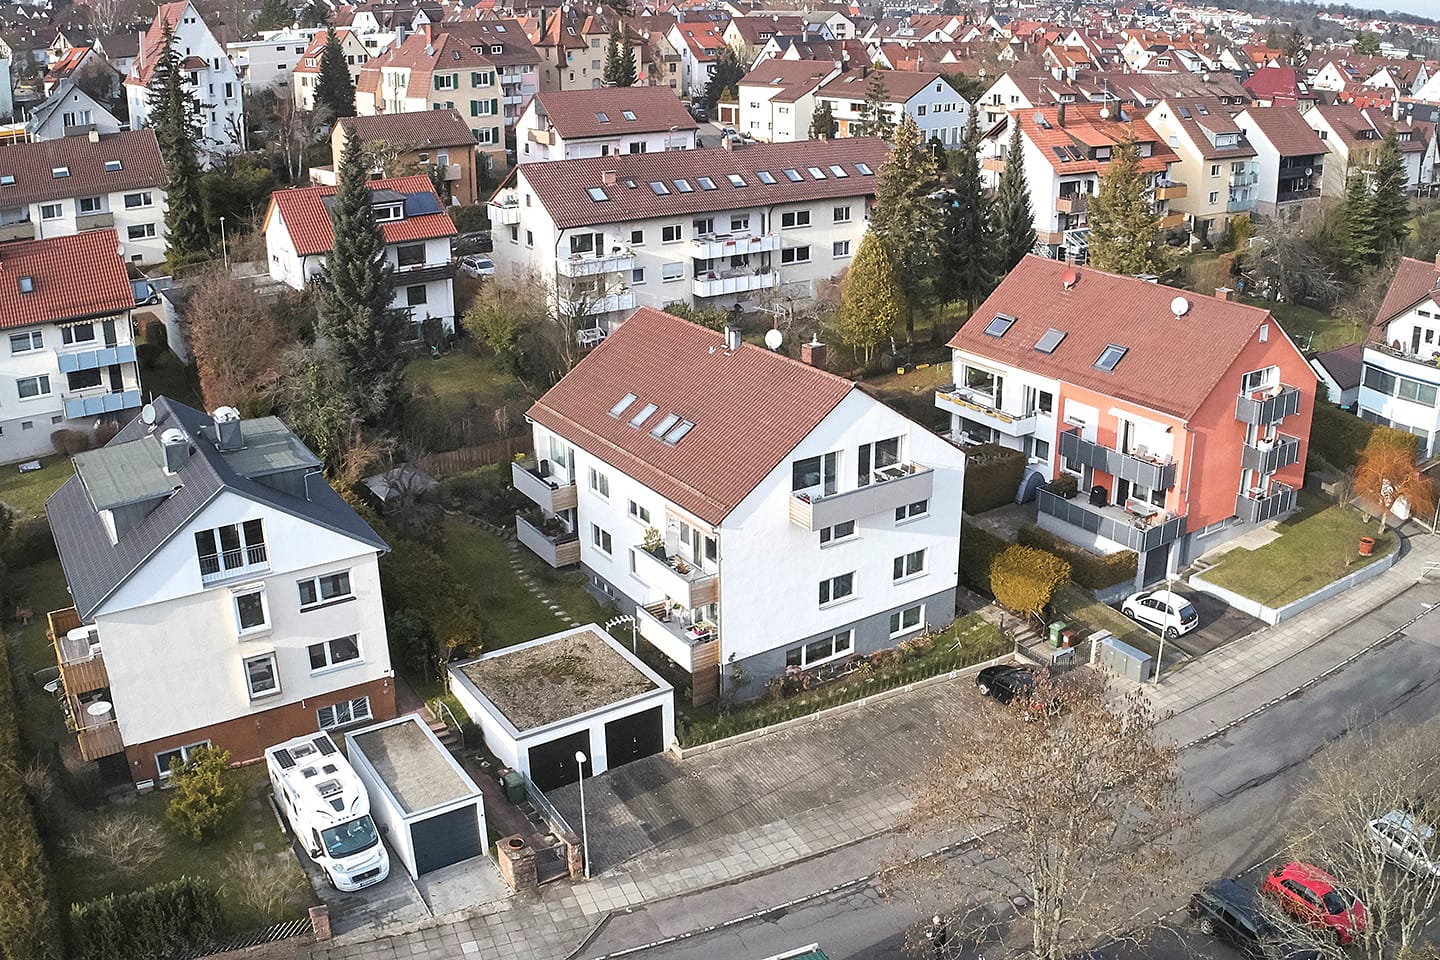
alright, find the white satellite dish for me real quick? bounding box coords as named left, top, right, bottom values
left=1099, top=105, right=1110, bottom=119
left=764, top=328, right=784, bottom=351
left=1170, top=296, right=1191, bottom=317
left=140, top=403, right=157, bottom=426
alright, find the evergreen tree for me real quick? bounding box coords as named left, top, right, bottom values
left=939, top=107, right=993, bottom=316
left=252, top=0, right=294, bottom=32
left=703, top=46, right=744, bottom=108
left=617, top=33, right=638, bottom=86
left=837, top=233, right=902, bottom=366
left=147, top=18, right=208, bottom=266
left=602, top=25, right=623, bottom=86
left=809, top=100, right=836, bottom=139
left=1339, top=167, right=1380, bottom=276
left=1087, top=134, right=1169, bottom=276
left=1355, top=32, right=1381, bottom=55
left=313, top=29, right=356, bottom=123
left=869, top=115, right=944, bottom=338
left=854, top=71, right=893, bottom=139
left=993, top=120, right=1036, bottom=276
left=1266, top=24, right=1279, bottom=48
left=1285, top=25, right=1307, bottom=63
left=315, top=133, right=409, bottom=426
left=1370, top=132, right=1410, bottom=252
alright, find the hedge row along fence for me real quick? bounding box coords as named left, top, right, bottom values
left=70, top=876, right=228, bottom=960
left=1018, top=526, right=1137, bottom=590
left=962, top=443, right=1026, bottom=514
left=1310, top=402, right=1419, bottom=470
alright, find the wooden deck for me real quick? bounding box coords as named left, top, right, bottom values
left=48, top=606, right=109, bottom=695
left=75, top=719, right=124, bottom=761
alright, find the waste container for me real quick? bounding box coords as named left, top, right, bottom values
left=501, top=770, right=527, bottom=805
left=1090, top=484, right=1109, bottom=507
left=1048, top=621, right=1069, bottom=647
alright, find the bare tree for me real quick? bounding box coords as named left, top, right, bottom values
left=184, top=267, right=286, bottom=413
left=63, top=813, right=166, bottom=879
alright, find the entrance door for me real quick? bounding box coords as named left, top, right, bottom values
left=1142, top=545, right=1169, bottom=586
left=526, top=730, right=592, bottom=791
left=604, top=706, right=664, bottom=770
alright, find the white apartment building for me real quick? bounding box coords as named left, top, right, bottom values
left=0, top=230, right=143, bottom=464
left=126, top=0, right=245, bottom=167
left=666, top=22, right=725, bottom=100
left=815, top=69, right=971, bottom=146
left=737, top=60, right=837, bottom=143
left=264, top=174, right=458, bottom=338
left=226, top=27, right=319, bottom=96
left=0, top=129, right=168, bottom=264
left=513, top=307, right=966, bottom=702
left=1358, top=255, right=1440, bottom=457
left=46, top=397, right=396, bottom=787
left=292, top=28, right=370, bottom=112
left=488, top=138, right=888, bottom=334
left=516, top=87, right=698, bottom=164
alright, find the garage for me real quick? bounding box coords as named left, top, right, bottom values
left=448, top=624, right=675, bottom=792
left=345, top=714, right=489, bottom=880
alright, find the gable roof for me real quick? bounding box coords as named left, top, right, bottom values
left=739, top=59, right=835, bottom=102
left=1309, top=103, right=1429, bottom=154
left=816, top=68, right=949, bottom=103
left=672, top=22, right=724, bottom=60
left=1011, top=104, right=1176, bottom=176
left=128, top=0, right=191, bottom=87
left=1243, top=66, right=1307, bottom=103
left=530, top=86, right=697, bottom=139
left=266, top=174, right=456, bottom=257
left=47, top=397, right=387, bottom=620
left=1371, top=256, right=1440, bottom=344
left=528, top=308, right=854, bottom=525
left=0, top=128, right=164, bottom=206
left=1311, top=342, right=1363, bottom=391
left=948, top=256, right=1281, bottom=421
left=0, top=230, right=132, bottom=331
left=1153, top=96, right=1256, bottom=160
left=1238, top=106, right=1326, bottom=157
left=337, top=108, right=476, bottom=149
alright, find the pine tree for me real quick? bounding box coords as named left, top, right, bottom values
left=809, top=100, right=836, bottom=139
left=1355, top=32, right=1381, bottom=55
left=1266, top=24, right=1279, bottom=48
left=147, top=18, right=208, bottom=266
left=837, top=233, right=902, bottom=366
left=1340, top=167, right=1380, bottom=276
left=1370, top=132, right=1410, bottom=252
left=869, top=115, right=944, bottom=338
left=854, top=70, right=893, bottom=139
left=313, top=29, right=356, bottom=123
left=1087, top=133, right=1169, bottom=276
left=602, top=25, right=623, bottom=86
left=315, top=133, right=408, bottom=426
left=616, top=33, right=637, bottom=86
left=703, top=46, right=744, bottom=108
left=993, top=120, right=1036, bottom=276
left=252, top=0, right=293, bottom=32
left=940, top=106, right=994, bottom=316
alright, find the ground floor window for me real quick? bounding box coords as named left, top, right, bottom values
left=889, top=604, right=923, bottom=637
left=318, top=696, right=372, bottom=730
left=785, top=629, right=853, bottom=669
left=156, top=740, right=212, bottom=781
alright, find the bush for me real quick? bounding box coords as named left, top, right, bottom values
left=962, top=443, right=1026, bottom=514
left=958, top=521, right=1008, bottom=594
left=449, top=203, right=489, bottom=235
left=1, top=519, right=57, bottom=568
left=1310, top=402, right=1418, bottom=469
left=380, top=539, right=484, bottom=660
left=1018, top=526, right=1137, bottom=590
left=70, top=876, right=227, bottom=960
left=989, top=544, right=1071, bottom=617
left=440, top=465, right=530, bottom=526
left=165, top=747, right=239, bottom=842
left=1047, top=473, right=1078, bottom=498
left=386, top=607, right=439, bottom=678
left=49, top=428, right=92, bottom=456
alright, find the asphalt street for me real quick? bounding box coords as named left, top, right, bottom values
left=597, top=585, right=1440, bottom=960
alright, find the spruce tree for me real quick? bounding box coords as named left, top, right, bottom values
left=315, top=133, right=408, bottom=426
left=1087, top=133, right=1169, bottom=276
left=1339, top=167, right=1380, bottom=276
left=809, top=100, right=837, bottom=139
left=616, top=35, right=637, bottom=87
left=314, top=29, right=356, bottom=123
left=855, top=71, right=892, bottom=139
left=703, top=46, right=744, bottom=108
left=870, top=115, right=943, bottom=338
left=940, top=106, right=993, bottom=316
left=147, top=18, right=208, bottom=266
left=602, top=26, right=623, bottom=86
left=993, top=120, right=1036, bottom=276
left=1370, top=132, right=1410, bottom=252
left=253, top=0, right=293, bottom=32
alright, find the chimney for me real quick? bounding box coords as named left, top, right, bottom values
left=1215, top=286, right=1233, bottom=301
left=722, top=134, right=733, bottom=151
left=801, top=337, right=828, bottom=369
left=602, top=169, right=616, bottom=185
left=160, top=428, right=190, bottom=475
left=1057, top=101, right=1066, bottom=125
left=724, top=325, right=742, bottom=351
left=87, top=128, right=99, bottom=143
left=212, top=406, right=244, bottom=452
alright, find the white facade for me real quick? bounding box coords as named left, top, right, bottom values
left=228, top=27, right=319, bottom=95
left=737, top=70, right=835, bottom=142
left=943, top=346, right=1063, bottom=470
left=818, top=73, right=972, bottom=146
left=12, top=181, right=167, bottom=265
left=27, top=84, right=123, bottom=140
left=515, top=103, right=697, bottom=163
left=1358, top=297, right=1440, bottom=456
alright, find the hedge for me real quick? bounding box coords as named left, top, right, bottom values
left=990, top=545, right=1071, bottom=618
left=962, top=443, right=1026, bottom=514
left=1018, top=526, right=1137, bottom=590
left=1310, top=402, right=1419, bottom=469
left=70, top=876, right=227, bottom=960
left=959, top=521, right=1008, bottom=594
left=0, top=625, right=62, bottom=960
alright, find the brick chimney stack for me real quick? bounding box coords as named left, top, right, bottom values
left=1215, top=286, right=1233, bottom=301
left=801, top=338, right=828, bottom=369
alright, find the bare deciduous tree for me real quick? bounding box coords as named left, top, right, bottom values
left=223, top=851, right=305, bottom=923
left=184, top=267, right=285, bottom=413
left=64, top=813, right=166, bottom=879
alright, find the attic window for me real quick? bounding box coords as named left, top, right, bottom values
left=629, top=402, right=658, bottom=427
left=727, top=173, right=746, bottom=187
left=674, top=179, right=694, bottom=193
left=51, top=166, right=70, bottom=179
left=596, top=111, right=611, bottom=123
left=1053, top=147, right=1070, bottom=162
left=983, top=313, right=1016, bottom=337
left=1177, top=105, right=1192, bottom=119
left=649, top=412, right=680, bottom=438
left=609, top=393, right=637, bottom=417
left=697, top=176, right=717, bottom=190
left=17, top=276, right=33, bottom=293
left=0, top=175, right=12, bottom=186
left=807, top=166, right=826, bottom=179
left=756, top=170, right=776, bottom=184
left=373, top=202, right=402, bottom=222
left=828, top=164, right=848, bottom=177
left=1034, top=327, right=1066, bottom=353
left=1094, top=344, right=1128, bottom=372
left=650, top=181, right=670, bottom=195
left=783, top=168, right=803, bottom=182
left=490, top=44, right=502, bottom=54
left=587, top=186, right=610, bottom=201
left=104, top=159, right=122, bottom=172
left=622, top=110, right=637, bottom=121
left=663, top=419, right=694, bottom=444
left=451, top=49, right=461, bottom=59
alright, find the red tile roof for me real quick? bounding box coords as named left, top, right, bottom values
left=0, top=230, right=132, bottom=331
left=1238, top=106, right=1325, bottom=157
left=530, top=86, right=697, bottom=139
left=1371, top=256, right=1440, bottom=344
left=739, top=59, right=836, bottom=103
left=266, top=174, right=456, bottom=257
left=817, top=68, right=948, bottom=103
left=528, top=307, right=854, bottom=524
left=0, top=129, right=165, bottom=206
left=292, top=29, right=346, bottom=76
left=948, top=256, right=1283, bottom=420
left=1012, top=104, right=1177, bottom=176
left=127, top=0, right=189, bottom=87
left=673, top=22, right=724, bottom=61
left=1243, top=66, right=1306, bottom=103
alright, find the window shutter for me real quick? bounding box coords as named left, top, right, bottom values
left=491, top=97, right=498, bottom=115
left=471, top=71, right=479, bottom=85
left=471, top=100, right=478, bottom=116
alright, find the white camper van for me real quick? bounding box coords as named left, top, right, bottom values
left=265, top=732, right=390, bottom=891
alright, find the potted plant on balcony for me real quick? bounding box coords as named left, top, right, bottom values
left=642, top=526, right=665, bottom=558
left=674, top=557, right=690, bottom=575
left=1048, top=474, right=1079, bottom=499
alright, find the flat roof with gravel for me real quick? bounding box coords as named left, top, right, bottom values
left=459, top=628, right=660, bottom=732
left=351, top=720, right=474, bottom=815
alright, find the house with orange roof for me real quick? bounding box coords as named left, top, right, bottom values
left=737, top=59, right=837, bottom=141
left=1303, top=103, right=1435, bottom=197
left=666, top=21, right=727, bottom=99
left=293, top=29, right=371, bottom=112
left=1144, top=96, right=1259, bottom=242
left=43, top=46, right=118, bottom=100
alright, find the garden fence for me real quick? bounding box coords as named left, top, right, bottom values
left=418, top=435, right=532, bottom=477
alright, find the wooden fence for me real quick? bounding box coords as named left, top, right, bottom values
left=418, top=435, right=533, bottom=477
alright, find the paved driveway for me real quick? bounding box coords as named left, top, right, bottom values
left=1114, top=584, right=1265, bottom=659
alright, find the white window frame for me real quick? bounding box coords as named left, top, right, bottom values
left=662, top=262, right=684, bottom=281
left=243, top=651, right=280, bottom=699
left=818, top=572, right=855, bottom=607
left=785, top=629, right=853, bottom=669
left=124, top=191, right=153, bottom=209
left=233, top=585, right=270, bottom=636
left=318, top=696, right=372, bottom=730
left=9, top=330, right=42, bottom=354
left=590, top=523, right=613, bottom=555
left=832, top=240, right=851, bottom=258
left=818, top=519, right=856, bottom=545
left=78, top=195, right=103, bottom=214
left=156, top=740, right=211, bottom=781
left=297, top=570, right=352, bottom=609
left=40, top=202, right=63, bottom=220
left=894, top=499, right=929, bottom=524
left=892, top=548, right=927, bottom=583
left=627, top=500, right=651, bottom=524
left=889, top=604, right=923, bottom=637
left=308, top=634, right=362, bottom=673
left=17, top=375, right=51, bottom=399
left=588, top=467, right=610, bottom=498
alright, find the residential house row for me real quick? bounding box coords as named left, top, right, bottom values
left=313, top=110, right=485, bottom=206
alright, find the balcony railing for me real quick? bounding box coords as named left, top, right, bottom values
left=1055, top=192, right=1088, bottom=214
left=557, top=249, right=635, bottom=277
left=692, top=231, right=783, bottom=259
left=1057, top=428, right=1176, bottom=490
left=790, top=463, right=934, bottom=531
left=515, top=513, right=581, bottom=568
left=562, top=290, right=635, bottom=315
left=1229, top=171, right=1258, bottom=187
left=1276, top=187, right=1321, bottom=203
left=693, top=270, right=778, bottom=298
left=1154, top=180, right=1187, bottom=200
left=934, top=385, right=1040, bottom=437
left=488, top=191, right=521, bottom=224
left=198, top=543, right=269, bottom=584
left=49, top=607, right=109, bottom=697
left=1241, top=434, right=1301, bottom=476
left=1159, top=212, right=1187, bottom=230
left=57, top=343, right=136, bottom=372
left=1235, top=384, right=1301, bottom=425
left=635, top=603, right=715, bottom=672
left=73, top=716, right=124, bottom=761
left=1036, top=488, right=1185, bottom=554
left=62, top=389, right=142, bottom=419
left=981, top=155, right=1007, bottom=173
left=392, top=261, right=456, bottom=284
left=1236, top=482, right=1297, bottom=524
left=511, top=457, right=578, bottom=512
left=1227, top=193, right=1255, bottom=213
left=632, top=546, right=720, bottom=610
left=0, top=221, right=34, bottom=242
left=76, top=211, right=115, bottom=229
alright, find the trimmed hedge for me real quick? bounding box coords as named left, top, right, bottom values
left=70, top=876, right=227, bottom=960
left=962, top=443, right=1026, bottom=514
left=1310, top=402, right=1419, bottom=469
left=959, top=521, right=1008, bottom=594
left=1018, top=526, right=1137, bottom=590
left=990, top=545, right=1071, bottom=618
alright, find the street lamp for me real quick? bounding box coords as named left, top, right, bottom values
left=575, top=750, right=591, bottom=879
left=219, top=216, right=229, bottom=270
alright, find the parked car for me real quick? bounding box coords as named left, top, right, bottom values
left=1190, top=879, right=1319, bottom=960
left=459, top=255, right=494, bottom=278
left=1261, top=862, right=1366, bottom=945
left=974, top=665, right=1058, bottom=720
left=1121, top=588, right=1199, bottom=639
left=131, top=279, right=159, bottom=306
left=720, top=126, right=742, bottom=143
left=1368, top=810, right=1440, bottom=876
left=690, top=105, right=709, bottom=121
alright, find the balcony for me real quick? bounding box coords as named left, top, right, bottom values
left=198, top=542, right=269, bottom=585
left=1227, top=192, right=1255, bottom=213
left=1276, top=187, right=1321, bottom=204
left=1159, top=212, right=1187, bottom=230
left=393, top=261, right=456, bottom=284
left=511, top=457, right=578, bottom=512
left=562, top=290, right=635, bottom=315
left=1229, top=170, right=1259, bottom=187
left=515, top=513, right=581, bottom=568
left=71, top=715, right=124, bottom=762
left=691, top=231, right=783, bottom=260
left=504, top=94, right=524, bottom=107
left=1036, top=488, right=1185, bottom=554
left=528, top=128, right=554, bottom=145
left=1154, top=179, right=1187, bottom=201
left=1057, top=428, right=1176, bottom=490
left=49, top=607, right=109, bottom=696
left=1241, top=434, right=1301, bottom=475
left=488, top=191, right=521, bottom=224
left=62, top=389, right=141, bottom=419
left=981, top=155, right=1007, bottom=173
left=693, top=269, right=779, bottom=299
left=76, top=211, right=114, bottom=229
left=557, top=249, right=635, bottom=277
left=635, top=603, right=716, bottom=673
left=790, top=463, right=934, bottom=531
left=500, top=71, right=523, bottom=85
left=1055, top=192, right=1088, bottom=215
left=57, top=343, right=137, bottom=372
left=632, top=546, right=720, bottom=610
left=0, top=220, right=34, bottom=242
left=934, top=385, right=1040, bottom=437
left=1236, top=482, right=1297, bottom=524
left=1235, top=384, right=1302, bottom=425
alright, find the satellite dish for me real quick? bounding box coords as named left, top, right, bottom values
left=1099, top=105, right=1110, bottom=119
left=1171, top=296, right=1191, bottom=317
left=1060, top=267, right=1079, bottom=288
left=1032, top=110, right=1046, bottom=126
left=140, top=403, right=157, bottom=426
left=764, top=328, right=784, bottom=350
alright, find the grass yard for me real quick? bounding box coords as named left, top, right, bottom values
left=440, top=518, right=572, bottom=648
left=0, top=456, right=72, bottom=519
left=142, top=349, right=204, bottom=409
left=860, top=360, right=953, bottom=433
left=406, top=350, right=531, bottom=417
left=1199, top=493, right=1395, bottom=608
left=1247, top=298, right=1364, bottom=354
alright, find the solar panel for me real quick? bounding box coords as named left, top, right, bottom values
left=1094, top=344, right=1128, bottom=372
left=403, top=192, right=441, bottom=216
left=1034, top=328, right=1066, bottom=353
left=273, top=749, right=296, bottom=769
left=984, top=313, right=1016, bottom=337
left=315, top=736, right=337, bottom=756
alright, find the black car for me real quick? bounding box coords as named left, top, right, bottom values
left=975, top=665, right=1036, bottom=705
left=1190, top=879, right=1320, bottom=960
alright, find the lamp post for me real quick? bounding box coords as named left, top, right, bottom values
left=575, top=750, right=591, bottom=879
left=1154, top=573, right=1172, bottom=684
left=219, top=216, right=229, bottom=270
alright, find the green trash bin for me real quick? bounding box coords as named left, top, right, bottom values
left=1048, top=621, right=1069, bottom=648
left=501, top=770, right=527, bottom=805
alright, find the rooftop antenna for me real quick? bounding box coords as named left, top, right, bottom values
left=140, top=403, right=157, bottom=431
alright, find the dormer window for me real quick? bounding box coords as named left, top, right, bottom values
left=373, top=202, right=403, bottom=222
left=490, top=44, right=503, bottom=54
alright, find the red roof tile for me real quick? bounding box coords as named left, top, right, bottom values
left=1238, top=106, right=1325, bottom=158
left=530, top=87, right=697, bottom=139
left=0, top=129, right=165, bottom=206
left=127, top=0, right=189, bottom=87
left=266, top=174, right=457, bottom=258
left=0, top=230, right=132, bottom=331
left=1012, top=104, right=1177, bottom=176
left=528, top=307, right=854, bottom=525
left=338, top=109, right=475, bottom=149
left=817, top=68, right=948, bottom=103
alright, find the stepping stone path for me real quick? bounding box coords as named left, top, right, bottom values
left=504, top=540, right=584, bottom=630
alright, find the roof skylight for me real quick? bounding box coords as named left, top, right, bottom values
left=807, top=166, right=826, bottom=179
left=984, top=313, right=1016, bottom=337
left=649, top=413, right=680, bottom=438
left=727, top=173, right=746, bottom=187
left=756, top=170, right=776, bottom=184
left=674, top=178, right=694, bottom=193
left=828, top=164, right=848, bottom=177
left=629, top=402, right=658, bottom=427
left=650, top=181, right=670, bottom=195
left=1034, top=328, right=1066, bottom=353
left=784, top=168, right=803, bottom=182
left=1095, top=344, right=1128, bottom=372
left=0, top=175, right=13, bottom=186
left=104, top=159, right=122, bottom=172
left=596, top=111, right=611, bottom=123
left=622, top=110, right=637, bottom=120
left=609, top=393, right=637, bottom=417
left=856, top=162, right=874, bottom=175
left=51, top=166, right=69, bottom=179
left=697, top=176, right=717, bottom=190
left=663, top=420, right=695, bottom=445
left=587, top=186, right=610, bottom=201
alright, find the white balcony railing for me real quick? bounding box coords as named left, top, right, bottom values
left=693, top=270, right=779, bottom=299
left=488, top=191, right=521, bottom=224
left=557, top=249, right=635, bottom=277
left=691, top=232, right=782, bottom=259
left=198, top=543, right=269, bottom=584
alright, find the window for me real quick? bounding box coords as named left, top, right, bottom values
left=1209, top=191, right=1219, bottom=204
left=308, top=635, right=361, bottom=671
left=674, top=179, right=693, bottom=193
left=889, top=604, right=923, bottom=636
left=9, top=331, right=41, bottom=353
left=67, top=368, right=102, bottom=391
left=727, top=173, right=747, bottom=187
left=833, top=205, right=851, bottom=223
left=298, top=571, right=352, bottom=608
left=62, top=323, right=95, bottom=345
left=832, top=240, right=851, bottom=258
left=730, top=214, right=749, bottom=232
left=662, top=224, right=683, bottom=242
left=124, top=191, right=153, bottom=208
left=195, top=520, right=267, bottom=578
left=807, top=166, right=826, bottom=179
left=1210, top=163, right=1221, bottom=177
left=895, top=499, right=928, bottom=522
left=406, top=285, right=427, bottom=307
left=1094, top=344, right=1128, bottom=372
left=1031, top=437, right=1051, bottom=461
left=40, top=202, right=62, bottom=220
left=233, top=587, right=269, bottom=635
left=526, top=230, right=534, bottom=247
left=156, top=741, right=211, bottom=780
left=694, top=217, right=714, bottom=235
left=984, top=313, right=1016, bottom=337
left=435, top=73, right=456, bottom=89
left=127, top=223, right=157, bottom=240
left=632, top=267, right=645, bottom=284
left=819, top=572, right=855, bottom=606
left=318, top=696, right=372, bottom=730
left=587, top=187, right=610, bottom=202
left=784, top=630, right=853, bottom=668
left=1038, top=390, right=1054, bottom=414
left=756, top=170, right=776, bottom=184
left=590, top=523, right=613, bottom=555
left=819, top=519, right=856, bottom=544
left=650, top=180, right=670, bottom=195
left=792, top=451, right=838, bottom=494
left=662, top=262, right=684, bottom=281
left=588, top=467, right=610, bottom=497
left=244, top=652, right=279, bottom=698
left=892, top=549, right=926, bottom=581
left=781, top=246, right=811, bottom=264
left=781, top=210, right=811, bottom=228
left=78, top=196, right=102, bottom=214
left=628, top=500, right=651, bottom=524
left=828, top=164, right=848, bottom=178
left=16, top=375, right=50, bottom=399
left=396, top=243, right=425, bottom=267
left=697, top=176, right=717, bottom=190
left=51, top=166, right=69, bottom=179
left=630, top=229, right=644, bottom=245
left=783, top=168, right=802, bottom=182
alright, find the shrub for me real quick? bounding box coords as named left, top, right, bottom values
left=63, top=813, right=165, bottom=880
left=1047, top=473, right=1078, bottom=498
left=440, top=465, right=529, bottom=526
left=449, top=203, right=489, bottom=235
left=1, top=519, right=57, bottom=568
left=380, top=538, right=484, bottom=659
left=165, top=747, right=239, bottom=842
left=93, top=420, right=121, bottom=447
left=989, top=544, right=1071, bottom=618
left=386, top=607, right=439, bottom=678
left=70, top=876, right=227, bottom=960
left=49, top=428, right=92, bottom=456
left=961, top=443, right=1026, bottom=513
left=1018, top=526, right=1137, bottom=589
left=958, top=521, right=1008, bottom=594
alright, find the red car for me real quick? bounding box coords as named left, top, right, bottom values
left=1261, top=862, right=1367, bottom=945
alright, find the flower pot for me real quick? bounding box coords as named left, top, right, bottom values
left=1358, top=536, right=1376, bottom=557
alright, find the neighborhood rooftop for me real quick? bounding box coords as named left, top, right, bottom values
left=0, top=230, right=133, bottom=330
left=529, top=86, right=698, bottom=139
left=0, top=128, right=165, bottom=207
left=266, top=174, right=457, bottom=257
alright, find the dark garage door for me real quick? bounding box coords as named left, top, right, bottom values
left=410, top=805, right=482, bottom=875
left=604, top=706, right=663, bottom=770
left=527, top=729, right=592, bottom=792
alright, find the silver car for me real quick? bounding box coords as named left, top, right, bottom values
left=459, top=255, right=494, bottom=278
left=1367, top=810, right=1440, bottom=876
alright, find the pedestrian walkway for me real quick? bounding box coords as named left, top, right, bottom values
left=505, top=539, right=583, bottom=629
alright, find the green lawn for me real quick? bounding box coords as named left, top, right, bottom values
left=405, top=351, right=530, bottom=417
left=440, top=518, right=571, bottom=648
left=142, top=349, right=204, bottom=409
left=0, top=456, right=72, bottom=519
left=1200, top=493, right=1395, bottom=607
left=1248, top=298, right=1365, bottom=354
left=1048, top=583, right=1185, bottom=672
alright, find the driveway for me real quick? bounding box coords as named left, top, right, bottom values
left=1114, top=583, right=1265, bottom=659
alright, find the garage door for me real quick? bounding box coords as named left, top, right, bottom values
left=527, top=729, right=592, bottom=791
left=411, top=805, right=483, bottom=875
left=604, top=706, right=663, bottom=770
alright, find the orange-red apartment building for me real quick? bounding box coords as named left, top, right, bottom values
left=938, top=257, right=1317, bottom=586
